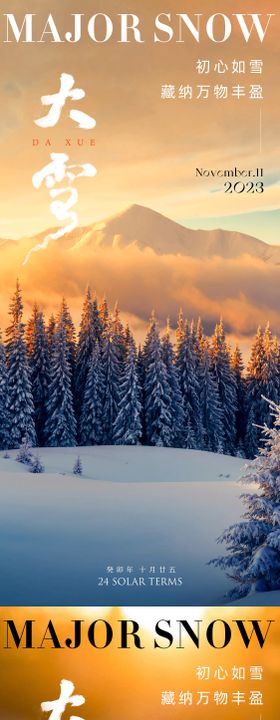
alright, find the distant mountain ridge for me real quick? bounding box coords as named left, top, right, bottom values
left=70, top=204, right=280, bottom=262
left=0, top=203, right=279, bottom=340
left=1, top=204, right=280, bottom=263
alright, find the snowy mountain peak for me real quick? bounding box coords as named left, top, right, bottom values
left=66, top=204, right=280, bottom=263
left=68, top=204, right=280, bottom=261
left=1, top=204, right=279, bottom=264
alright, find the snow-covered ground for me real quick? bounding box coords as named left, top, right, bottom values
left=0, top=445, right=274, bottom=606
left=232, top=590, right=280, bottom=606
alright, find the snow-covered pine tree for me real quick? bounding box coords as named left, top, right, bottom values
left=73, top=455, right=83, bottom=475
left=191, top=318, right=203, bottom=373
left=57, top=298, right=76, bottom=384
left=6, top=279, right=23, bottom=363
left=272, top=336, right=280, bottom=403
left=176, top=320, right=203, bottom=449
left=47, top=314, right=56, bottom=354
left=137, top=344, right=145, bottom=388
left=210, top=319, right=237, bottom=455
left=75, top=287, right=97, bottom=420
left=100, top=318, right=122, bottom=444
left=195, top=317, right=206, bottom=362
left=79, top=343, right=103, bottom=446
left=277, top=339, right=280, bottom=403
left=92, top=293, right=103, bottom=342
left=175, top=308, right=185, bottom=358
left=245, top=325, right=277, bottom=457
left=161, top=322, right=184, bottom=448
left=137, top=344, right=145, bottom=444
left=231, top=344, right=247, bottom=451
left=143, top=313, right=173, bottom=447
left=175, top=309, right=187, bottom=438
left=245, top=327, right=264, bottom=456
left=6, top=281, right=36, bottom=448
left=29, top=309, right=50, bottom=446
left=245, top=403, right=259, bottom=459
left=112, top=302, right=126, bottom=366
left=192, top=317, right=208, bottom=437
left=124, top=324, right=133, bottom=359
left=0, top=332, right=10, bottom=450
left=16, top=436, right=33, bottom=464
left=113, top=332, right=142, bottom=445
left=99, top=296, right=109, bottom=335
left=29, top=454, right=45, bottom=473
left=217, top=439, right=224, bottom=454
left=44, top=317, right=77, bottom=447
left=211, top=398, right=280, bottom=600
left=261, top=323, right=279, bottom=425
left=200, top=345, right=224, bottom=452
left=25, top=303, right=39, bottom=356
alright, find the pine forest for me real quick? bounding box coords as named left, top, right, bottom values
left=0, top=280, right=279, bottom=459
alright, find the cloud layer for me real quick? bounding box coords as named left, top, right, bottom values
left=0, top=240, right=279, bottom=341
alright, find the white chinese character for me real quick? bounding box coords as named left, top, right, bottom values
left=232, top=85, right=246, bottom=99
left=24, top=153, right=96, bottom=265
left=35, top=73, right=96, bottom=129
left=32, top=153, right=96, bottom=191
left=214, top=666, right=228, bottom=680
left=250, top=665, right=263, bottom=681
left=232, top=691, right=246, bottom=705
left=49, top=187, right=78, bottom=231
left=232, top=60, right=246, bottom=74
left=178, top=691, right=192, bottom=706
left=196, top=85, right=210, bottom=99
left=178, top=85, right=192, bottom=100
left=196, top=60, right=210, bottom=74
left=214, top=691, right=228, bottom=705
left=196, top=692, right=210, bottom=706
left=249, top=84, right=263, bottom=100
left=161, top=691, right=176, bottom=705
left=214, top=60, right=228, bottom=74
left=232, top=666, right=245, bottom=681
left=196, top=666, right=210, bottom=681
left=32, top=152, right=69, bottom=189
left=213, top=85, right=228, bottom=100
left=250, top=60, right=263, bottom=74
left=161, top=84, right=176, bottom=99
left=41, top=679, right=85, bottom=720
left=249, top=690, right=263, bottom=706
left=106, top=566, right=114, bottom=574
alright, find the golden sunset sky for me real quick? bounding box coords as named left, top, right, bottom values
left=0, top=0, right=279, bottom=242
left=0, top=0, right=279, bottom=347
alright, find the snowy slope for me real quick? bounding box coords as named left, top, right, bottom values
left=232, top=590, right=280, bottom=606
left=0, top=445, right=270, bottom=606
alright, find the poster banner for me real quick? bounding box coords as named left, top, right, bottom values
left=0, top=1, right=279, bottom=717
left=0, top=607, right=279, bottom=719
